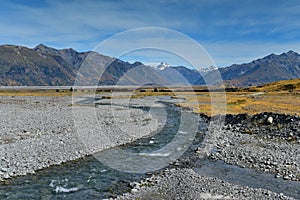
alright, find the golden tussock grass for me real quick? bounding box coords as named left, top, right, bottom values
left=1, top=80, right=299, bottom=117
left=0, top=90, right=72, bottom=97
left=183, top=92, right=300, bottom=116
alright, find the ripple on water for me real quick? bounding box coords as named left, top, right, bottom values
left=55, top=186, right=79, bottom=193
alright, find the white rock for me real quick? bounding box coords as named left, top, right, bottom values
left=131, top=188, right=139, bottom=193
left=267, top=117, right=273, bottom=124
left=1, top=167, right=8, bottom=172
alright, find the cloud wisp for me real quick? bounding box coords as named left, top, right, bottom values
left=1, top=0, right=300, bottom=66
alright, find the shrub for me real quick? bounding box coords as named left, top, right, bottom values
left=281, top=84, right=296, bottom=91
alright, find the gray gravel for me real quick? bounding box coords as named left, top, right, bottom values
left=0, top=95, right=161, bottom=180
left=116, top=168, right=293, bottom=200
left=1, top=95, right=298, bottom=199
left=115, top=112, right=299, bottom=200
left=206, top=114, right=300, bottom=181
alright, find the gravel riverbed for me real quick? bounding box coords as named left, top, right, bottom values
left=0, top=95, right=161, bottom=181
left=0, top=95, right=299, bottom=199
left=207, top=113, right=300, bottom=181
left=116, top=112, right=299, bottom=199
left=116, top=168, right=293, bottom=200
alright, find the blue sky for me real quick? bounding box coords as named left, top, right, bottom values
left=1, top=0, right=300, bottom=67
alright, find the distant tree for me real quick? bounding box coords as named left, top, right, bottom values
left=70, top=87, right=73, bottom=92
left=56, top=89, right=59, bottom=92
left=153, top=88, right=158, bottom=92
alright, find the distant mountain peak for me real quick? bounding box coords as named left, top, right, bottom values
left=155, top=62, right=170, bottom=70
left=132, top=61, right=144, bottom=67
left=264, top=53, right=276, bottom=59
left=285, top=50, right=299, bottom=56
left=35, top=43, right=48, bottom=48
left=34, top=44, right=56, bottom=51
left=33, top=44, right=58, bottom=55
left=197, top=66, right=218, bottom=74
left=265, top=50, right=299, bottom=59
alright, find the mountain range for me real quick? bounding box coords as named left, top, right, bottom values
left=0, top=44, right=300, bottom=87
left=206, top=50, right=300, bottom=87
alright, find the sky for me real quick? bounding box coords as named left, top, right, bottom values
left=1, top=0, right=300, bottom=67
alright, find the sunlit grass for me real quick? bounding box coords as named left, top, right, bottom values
left=134, top=90, right=300, bottom=116
left=184, top=92, right=300, bottom=116
left=1, top=79, right=299, bottom=117
left=0, top=89, right=73, bottom=97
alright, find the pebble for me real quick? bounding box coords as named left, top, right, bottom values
left=131, top=188, right=138, bottom=193
left=1, top=168, right=8, bottom=172
left=3, top=174, right=10, bottom=179
left=267, top=116, right=273, bottom=124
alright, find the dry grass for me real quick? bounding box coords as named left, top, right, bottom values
left=191, top=91, right=299, bottom=116
left=244, top=78, right=300, bottom=92
left=1, top=79, right=299, bottom=116
left=133, top=90, right=300, bottom=116
left=0, top=89, right=73, bottom=97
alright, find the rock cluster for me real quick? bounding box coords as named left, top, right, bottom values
left=224, top=112, right=300, bottom=141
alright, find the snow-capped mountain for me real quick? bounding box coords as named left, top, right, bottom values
left=152, top=63, right=205, bottom=85
left=197, top=66, right=218, bottom=74
left=155, top=62, right=171, bottom=70
left=2, top=44, right=300, bottom=87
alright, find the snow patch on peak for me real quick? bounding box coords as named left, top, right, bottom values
left=197, top=66, right=218, bottom=74
left=155, top=62, right=171, bottom=70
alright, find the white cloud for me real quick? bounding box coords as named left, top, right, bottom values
left=1, top=0, right=300, bottom=67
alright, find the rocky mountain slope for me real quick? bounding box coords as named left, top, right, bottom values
left=1, top=44, right=300, bottom=87
left=198, top=51, right=300, bottom=87
left=0, top=44, right=169, bottom=86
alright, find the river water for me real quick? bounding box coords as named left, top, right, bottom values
left=0, top=100, right=299, bottom=199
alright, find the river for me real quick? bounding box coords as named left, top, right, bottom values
left=0, top=99, right=299, bottom=199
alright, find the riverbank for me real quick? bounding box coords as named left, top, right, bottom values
left=116, top=112, right=299, bottom=199
left=0, top=95, right=161, bottom=181
left=206, top=113, right=300, bottom=181
left=0, top=94, right=299, bottom=199
left=116, top=168, right=293, bottom=200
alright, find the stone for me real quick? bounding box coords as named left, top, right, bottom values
left=3, top=173, right=10, bottom=179
left=131, top=188, right=138, bottom=193
left=267, top=116, right=273, bottom=124
left=1, top=167, right=8, bottom=172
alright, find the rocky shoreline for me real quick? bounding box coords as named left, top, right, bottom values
left=116, top=112, right=299, bottom=199
left=207, top=113, right=300, bottom=181
left=116, top=168, right=293, bottom=200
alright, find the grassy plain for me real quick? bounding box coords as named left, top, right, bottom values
left=0, top=79, right=299, bottom=116
left=0, top=89, right=72, bottom=97
left=132, top=79, right=300, bottom=116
